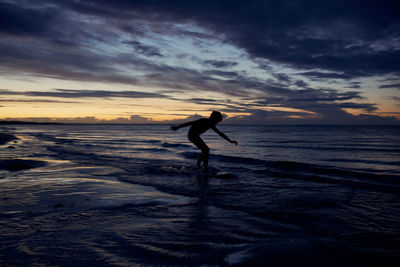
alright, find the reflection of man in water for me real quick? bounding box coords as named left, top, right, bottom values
left=171, top=111, right=238, bottom=169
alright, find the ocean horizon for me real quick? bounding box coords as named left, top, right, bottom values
left=1, top=124, right=399, bottom=266
left=2, top=120, right=400, bottom=126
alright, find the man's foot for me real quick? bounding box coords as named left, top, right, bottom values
left=194, top=164, right=208, bottom=171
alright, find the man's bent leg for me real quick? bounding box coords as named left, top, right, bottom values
left=196, top=152, right=203, bottom=168
left=202, top=147, right=209, bottom=169
left=189, top=135, right=209, bottom=169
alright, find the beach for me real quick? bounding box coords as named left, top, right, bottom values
left=1, top=124, right=399, bottom=266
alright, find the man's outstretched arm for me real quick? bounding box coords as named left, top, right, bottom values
left=171, top=121, right=194, bottom=131
left=212, top=126, right=238, bottom=145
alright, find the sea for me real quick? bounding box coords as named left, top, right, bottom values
left=1, top=124, right=399, bottom=266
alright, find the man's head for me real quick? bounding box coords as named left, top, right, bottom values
left=210, top=111, right=223, bottom=123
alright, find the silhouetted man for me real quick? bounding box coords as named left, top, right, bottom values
left=171, top=111, right=237, bottom=169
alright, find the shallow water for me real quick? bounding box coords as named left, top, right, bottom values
left=1, top=124, right=399, bottom=266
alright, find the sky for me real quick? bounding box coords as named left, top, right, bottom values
left=0, top=0, right=399, bottom=124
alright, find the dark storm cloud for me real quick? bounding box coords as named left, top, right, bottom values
left=294, top=80, right=308, bottom=88
left=189, top=98, right=217, bottom=103
left=3, top=115, right=152, bottom=124
left=54, top=0, right=400, bottom=76
left=272, top=73, right=292, bottom=83
left=0, top=34, right=142, bottom=85
left=344, top=81, right=362, bottom=89
left=286, top=90, right=364, bottom=102
left=0, top=2, right=56, bottom=36
left=299, top=71, right=355, bottom=80
left=0, top=22, right=247, bottom=96
left=0, top=89, right=165, bottom=99
left=203, top=60, right=238, bottom=68
left=123, top=41, right=163, bottom=57
left=2, top=0, right=399, bottom=79
left=138, top=67, right=255, bottom=96
left=337, top=102, right=377, bottom=112
left=0, top=0, right=398, bottom=124
left=0, top=99, right=79, bottom=103
left=379, top=83, right=400, bottom=89
left=248, top=87, right=377, bottom=118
